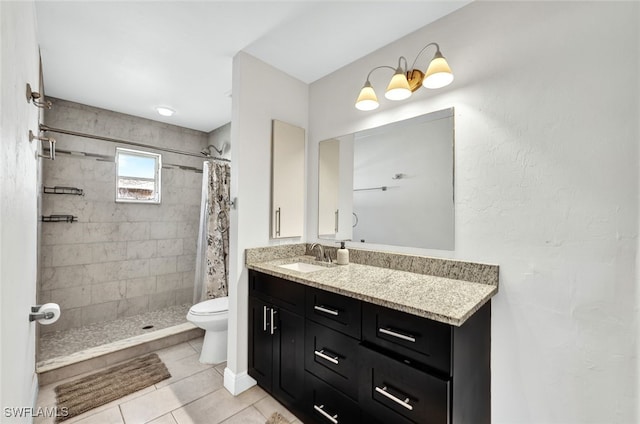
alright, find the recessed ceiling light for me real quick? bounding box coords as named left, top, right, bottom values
left=156, top=106, right=175, bottom=117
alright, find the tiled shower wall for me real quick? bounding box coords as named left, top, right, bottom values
left=38, top=98, right=209, bottom=333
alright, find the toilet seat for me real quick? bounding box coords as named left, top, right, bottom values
left=189, top=297, right=228, bottom=316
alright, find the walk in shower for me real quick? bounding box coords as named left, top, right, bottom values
left=36, top=98, right=230, bottom=371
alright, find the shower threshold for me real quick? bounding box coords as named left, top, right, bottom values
left=36, top=304, right=202, bottom=383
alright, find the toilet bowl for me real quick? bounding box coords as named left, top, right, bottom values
left=186, top=296, right=228, bottom=364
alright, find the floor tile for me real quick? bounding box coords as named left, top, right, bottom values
left=187, top=338, right=203, bottom=353
left=120, top=368, right=222, bottom=424
left=254, top=395, right=298, bottom=423
left=171, top=385, right=267, bottom=424
left=154, top=342, right=199, bottom=363
left=219, top=406, right=270, bottom=424
left=37, top=339, right=299, bottom=424
left=214, top=362, right=226, bottom=377
left=147, top=413, right=178, bottom=424
left=69, top=407, right=123, bottom=424
left=155, top=352, right=213, bottom=388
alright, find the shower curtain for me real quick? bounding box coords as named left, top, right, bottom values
left=194, top=160, right=231, bottom=303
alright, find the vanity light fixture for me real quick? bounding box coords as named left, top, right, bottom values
left=156, top=106, right=175, bottom=117
left=355, top=42, right=454, bottom=111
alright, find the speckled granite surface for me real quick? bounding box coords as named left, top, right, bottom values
left=245, top=244, right=307, bottom=264
left=246, top=253, right=498, bottom=327
left=247, top=243, right=499, bottom=286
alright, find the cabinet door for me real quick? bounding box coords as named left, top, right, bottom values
left=272, top=307, right=306, bottom=410
left=271, top=120, right=305, bottom=238
left=248, top=296, right=273, bottom=391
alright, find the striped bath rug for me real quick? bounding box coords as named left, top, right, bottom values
left=54, top=353, right=170, bottom=422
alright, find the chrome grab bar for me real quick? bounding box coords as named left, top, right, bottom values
left=314, top=349, right=339, bottom=365
left=375, top=386, right=413, bottom=411
left=314, top=305, right=339, bottom=316
left=379, top=327, right=416, bottom=343
left=313, top=404, right=338, bottom=424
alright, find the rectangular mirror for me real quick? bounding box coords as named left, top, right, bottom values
left=318, top=107, right=454, bottom=250
left=272, top=119, right=305, bottom=238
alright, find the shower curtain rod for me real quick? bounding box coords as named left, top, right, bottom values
left=39, top=124, right=230, bottom=162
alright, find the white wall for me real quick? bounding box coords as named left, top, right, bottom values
left=225, top=51, right=308, bottom=394
left=0, top=1, right=42, bottom=420
left=308, top=2, right=638, bottom=423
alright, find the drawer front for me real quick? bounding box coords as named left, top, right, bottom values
left=305, top=287, right=361, bottom=339
left=305, top=320, right=359, bottom=400
left=362, top=303, right=451, bottom=374
left=358, top=345, right=450, bottom=424
left=249, top=270, right=305, bottom=314
left=305, top=371, right=361, bottom=424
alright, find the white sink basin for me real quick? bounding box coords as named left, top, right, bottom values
left=278, top=262, right=328, bottom=273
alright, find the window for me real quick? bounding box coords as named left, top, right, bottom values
left=115, top=148, right=162, bottom=204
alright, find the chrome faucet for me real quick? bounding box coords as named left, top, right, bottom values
left=310, top=243, right=331, bottom=263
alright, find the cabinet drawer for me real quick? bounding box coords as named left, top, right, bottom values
left=358, top=345, right=450, bottom=424
left=305, top=320, right=359, bottom=400
left=249, top=270, right=305, bottom=314
left=362, top=303, right=451, bottom=374
left=305, top=371, right=360, bottom=424
left=306, top=287, right=361, bottom=338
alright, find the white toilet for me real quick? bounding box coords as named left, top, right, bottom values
left=186, top=296, right=229, bottom=364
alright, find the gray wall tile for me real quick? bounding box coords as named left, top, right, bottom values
left=40, top=99, right=206, bottom=331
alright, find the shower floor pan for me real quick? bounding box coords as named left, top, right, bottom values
left=36, top=304, right=203, bottom=384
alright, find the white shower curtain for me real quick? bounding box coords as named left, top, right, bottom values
left=194, top=160, right=231, bottom=303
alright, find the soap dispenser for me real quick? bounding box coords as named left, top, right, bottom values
left=336, top=241, right=349, bottom=265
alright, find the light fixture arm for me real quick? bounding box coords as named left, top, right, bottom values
left=397, top=56, right=409, bottom=73
left=409, top=42, right=441, bottom=71
left=364, top=65, right=396, bottom=83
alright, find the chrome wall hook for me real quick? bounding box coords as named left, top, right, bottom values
left=29, top=130, right=56, bottom=160
left=29, top=305, right=54, bottom=322
left=26, top=83, right=52, bottom=109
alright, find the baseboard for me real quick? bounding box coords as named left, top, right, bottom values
left=223, top=367, right=256, bottom=396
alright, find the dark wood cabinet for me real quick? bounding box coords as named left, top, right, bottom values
left=248, top=270, right=491, bottom=424
left=248, top=271, right=306, bottom=412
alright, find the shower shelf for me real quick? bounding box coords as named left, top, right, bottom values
left=41, top=215, right=78, bottom=223
left=43, top=186, right=84, bottom=196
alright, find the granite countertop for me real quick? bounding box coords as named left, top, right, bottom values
left=247, top=255, right=498, bottom=327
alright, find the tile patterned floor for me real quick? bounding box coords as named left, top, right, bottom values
left=35, top=337, right=302, bottom=424
left=39, top=305, right=191, bottom=361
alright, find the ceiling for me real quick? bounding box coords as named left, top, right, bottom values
left=35, top=1, right=471, bottom=133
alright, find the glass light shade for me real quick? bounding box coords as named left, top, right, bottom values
left=355, top=82, right=379, bottom=111
left=423, top=55, right=453, bottom=89
left=384, top=71, right=412, bottom=101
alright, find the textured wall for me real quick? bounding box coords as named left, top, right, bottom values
left=308, top=2, right=638, bottom=423
left=39, top=98, right=208, bottom=333
left=226, top=52, right=309, bottom=394
left=0, top=0, right=41, bottom=417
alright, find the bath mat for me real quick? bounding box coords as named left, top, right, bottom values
left=54, top=353, right=170, bottom=422
left=266, top=412, right=291, bottom=424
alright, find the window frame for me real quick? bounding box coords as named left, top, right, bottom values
left=115, top=147, right=162, bottom=204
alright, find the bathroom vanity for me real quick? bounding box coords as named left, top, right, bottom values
left=246, top=246, right=498, bottom=424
